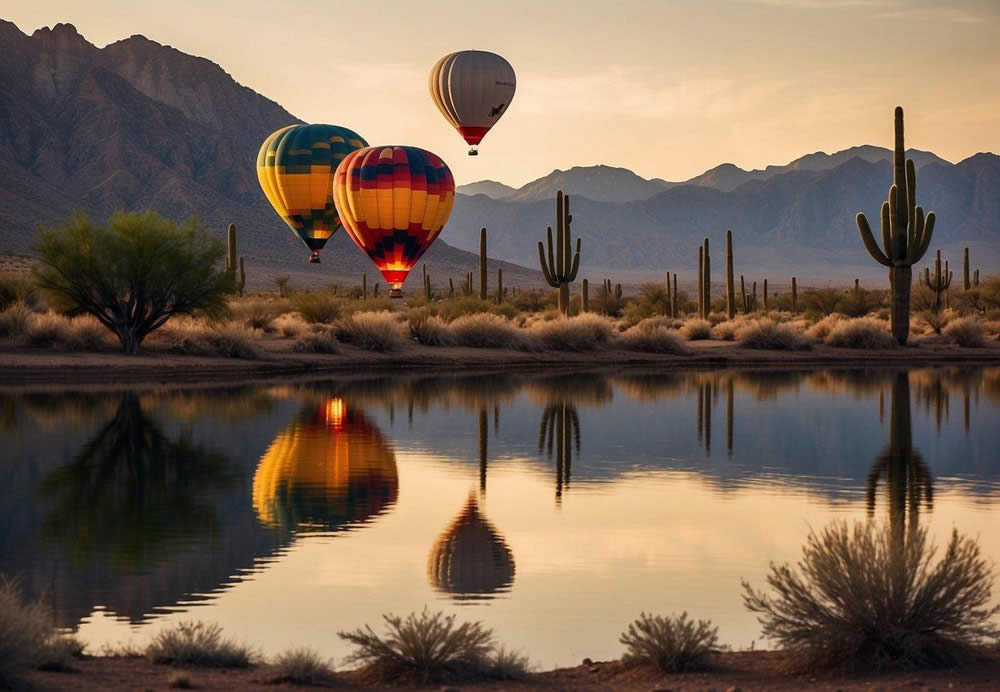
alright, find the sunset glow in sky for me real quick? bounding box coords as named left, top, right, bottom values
left=7, top=0, right=1000, bottom=186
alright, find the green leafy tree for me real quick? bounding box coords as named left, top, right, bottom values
left=33, top=212, right=233, bottom=353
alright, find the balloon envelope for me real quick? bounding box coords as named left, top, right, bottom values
left=256, top=124, right=367, bottom=261
left=333, top=146, right=455, bottom=291
left=429, top=50, right=515, bottom=154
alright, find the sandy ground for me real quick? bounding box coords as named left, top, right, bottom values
left=1, top=336, right=999, bottom=389
left=23, top=652, right=1000, bottom=691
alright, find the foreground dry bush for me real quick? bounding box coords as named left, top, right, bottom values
left=156, top=318, right=261, bottom=358
left=268, top=648, right=337, bottom=686
left=0, top=301, right=34, bottom=337
left=0, top=580, right=84, bottom=687
left=272, top=312, right=309, bottom=338
left=20, top=312, right=111, bottom=350
left=620, top=612, right=719, bottom=673
left=336, top=311, right=407, bottom=351
left=228, top=298, right=290, bottom=330
left=680, top=318, right=713, bottom=341
left=620, top=320, right=688, bottom=354
left=736, top=319, right=811, bottom=350
left=824, top=317, right=896, bottom=349
left=292, top=330, right=339, bottom=354
left=942, top=318, right=987, bottom=347
left=448, top=313, right=526, bottom=349
left=338, top=610, right=528, bottom=683
left=712, top=317, right=747, bottom=341
left=529, top=313, right=616, bottom=351
left=147, top=621, right=257, bottom=668
left=743, top=522, right=1000, bottom=672
left=805, top=314, right=846, bottom=341
left=408, top=312, right=452, bottom=346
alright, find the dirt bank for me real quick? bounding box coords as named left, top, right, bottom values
left=1, top=336, right=999, bottom=389
left=24, top=652, right=1000, bottom=690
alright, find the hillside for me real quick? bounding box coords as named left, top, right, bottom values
left=0, top=21, right=543, bottom=291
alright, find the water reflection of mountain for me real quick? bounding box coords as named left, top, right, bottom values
left=0, top=388, right=302, bottom=628
left=252, top=400, right=398, bottom=533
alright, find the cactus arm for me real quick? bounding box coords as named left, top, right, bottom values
left=911, top=211, right=934, bottom=264
left=538, top=241, right=555, bottom=286
left=568, top=238, right=581, bottom=281
left=879, top=201, right=892, bottom=260
left=546, top=226, right=555, bottom=279
left=857, top=212, right=891, bottom=267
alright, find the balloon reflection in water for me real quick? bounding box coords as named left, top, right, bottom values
left=252, top=399, right=398, bottom=533
left=428, top=495, right=515, bottom=601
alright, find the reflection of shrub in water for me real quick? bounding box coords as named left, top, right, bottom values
left=39, top=392, right=237, bottom=569
left=742, top=521, right=1000, bottom=672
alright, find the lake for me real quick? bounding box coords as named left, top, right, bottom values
left=1, top=367, right=998, bottom=668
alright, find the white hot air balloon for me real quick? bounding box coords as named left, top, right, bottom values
left=429, top=50, right=516, bottom=156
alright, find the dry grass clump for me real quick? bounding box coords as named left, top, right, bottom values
left=291, top=292, right=342, bottom=324
left=530, top=313, right=616, bottom=351
left=824, top=317, right=895, bottom=349
left=272, top=312, right=308, bottom=338
left=147, top=621, right=256, bottom=668
left=157, top=319, right=261, bottom=358
left=712, top=317, right=746, bottom=341
left=706, top=312, right=728, bottom=326
left=680, top=318, right=713, bottom=341
left=268, top=648, right=338, bottom=686
left=23, top=311, right=70, bottom=346
left=19, top=312, right=110, bottom=350
left=338, top=610, right=527, bottom=683
left=805, top=314, right=845, bottom=340
left=620, top=319, right=688, bottom=354
left=736, top=319, right=812, bottom=350
left=448, top=313, right=525, bottom=349
left=620, top=612, right=718, bottom=673
left=409, top=312, right=453, bottom=346
left=336, top=311, right=406, bottom=352
left=0, top=300, right=34, bottom=337
left=292, top=330, right=339, bottom=354
left=743, top=521, right=1000, bottom=672
left=228, top=298, right=290, bottom=330
left=0, top=580, right=83, bottom=686
left=942, top=318, right=987, bottom=348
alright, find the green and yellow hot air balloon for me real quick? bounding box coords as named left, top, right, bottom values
left=257, top=124, right=367, bottom=263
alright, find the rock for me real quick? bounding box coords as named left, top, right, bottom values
left=582, top=657, right=593, bottom=665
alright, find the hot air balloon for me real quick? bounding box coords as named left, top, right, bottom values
left=429, top=50, right=515, bottom=155
left=333, top=146, right=455, bottom=297
left=257, top=124, right=367, bottom=263
left=252, top=399, right=398, bottom=533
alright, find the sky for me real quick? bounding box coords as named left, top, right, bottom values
left=6, top=0, right=1000, bottom=187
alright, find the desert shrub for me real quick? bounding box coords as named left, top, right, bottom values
left=825, top=317, right=895, bottom=349
left=805, top=314, right=845, bottom=341
left=0, top=300, right=34, bottom=338
left=433, top=296, right=496, bottom=321
left=448, top=313, right=526, bottom=349
left=272, top=312, right=308, bottom=338
left=147, top=621, right=256, bottom=668
left=33, top=211, right=233, bottom=353
left=24, top=311, right=70, bottom=346
left=943, top=317, right=987, bottom=348
left=623, top=283, right=671, bottom=323
left=679, top=318, right=712, bottom=341
left=0, top=272, right=36, bottom=310
left=292, top=331, right=339, bottom=354
left=736, top=319, right=811, bottom=350
left=706, top=311, right=728, bottom=326
left=511, top=288, right=556, bottom=313
left=291, top=292, right=342, bottom=324
left=0, top=580, right=55, bottom=686
left=620, top=612, right=718, bottom=673
left=342, top=297, right=393, bottom=315
left=620, top=320, right=688, bottom=354
left=229, top=298, right=289, bottom=330
left=485, top=646, right=530, bottom=680
left=530, top=313, right=616, bottom=351
left=836, top=288, right=882, bottom=317
left=159, top=319, right=261, bottom=358
left=919, top=308, right=955, bottom=335
left=338, top=610, right=497, bottom=682
left=743, top=521, right=1000, bottom=671
left=800, top=288, right=844, bottom=317
left=336, top=311, right=406, bottom=351
left=269, top=648, right=337, bottom=686
left=712, top=317, right=746, bottom=341
left=23, top=311, right=111, bottom=350
left=409, top=313, right=452, bottom=346
left=37, top=635, right=86, bottom=672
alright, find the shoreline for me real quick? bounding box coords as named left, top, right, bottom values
left=24, top=651, right=1000, bottom=690
left=2, top=339, right=1000, bottom=389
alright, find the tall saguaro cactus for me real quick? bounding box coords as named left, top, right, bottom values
left=856, top=107, right=936, bottom=345
left=920, top=249, right=952, bottom=311
left=538, top=190, right=581, bottom=316
left=225, top=223, right=245, bottom=296
left=479, top=228, right=488, bottom=300
left=702, top=237, right=711, bottom=318
left=791, top=277, right=798, bottom=314
left=582, top=278, right=589, bottom=312
left=963, top=247, right=970, bottom=291
left=725, top=231, right=736, bottom=319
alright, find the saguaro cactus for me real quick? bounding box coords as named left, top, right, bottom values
left=763, top=278, right=769, bottom=311
left=672, top=274, right=678, bottom=318
left=702, top=237, right=711, bottom=318
left=725, top=231, right=736, bottom=319
left=480, top=227, right=488, bottom=300
left=974, top=269, right=980, bottom=287
left=791, top=276, right=798, bottom=314
left=920, top=249, right=952, bottom=311
left=496, top=267, right=503, bottom=304
left=665, top=271, right=672, bottom=317
left=856, top=107, right=936, bottom=345
left=362, top=272, right=368, bottom=300
left=537, top=190, right=581, bottom=316
left=448, top=277, right=455, bottom=299
left=225, top=223, right=245, bottom=296
left=963, top=247, right=970, bottom=290
left=697, top=246, right=704, bottom=318
left=582, top=278, right=589, bottom=312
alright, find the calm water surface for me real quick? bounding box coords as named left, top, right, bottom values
left=1, top=367, right=998, bottom=667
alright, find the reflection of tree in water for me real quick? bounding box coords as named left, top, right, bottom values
left=866, top=373, right=934, bottom=543
left=427, top=495, right=514, bottom=602
left=39, top=392, right=237, bottom=569
left=539, top=401, right=580, bottom=504
left=252, top=399, right=398, bottom=533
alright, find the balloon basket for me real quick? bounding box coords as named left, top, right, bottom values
left=308, top=252, right=321, bottom=264
left=468, top=147, right=479, bottom=156
left=389, top=288, right=403, bottom=299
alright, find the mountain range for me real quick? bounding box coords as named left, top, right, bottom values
left=1, top=20, right=996, bottom=287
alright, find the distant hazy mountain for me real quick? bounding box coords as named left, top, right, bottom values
left=503, top=165, right=672, bottom=203
left=0, top=21, right=542, bottom=290
left=455, top=180, right=516, bottom=199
